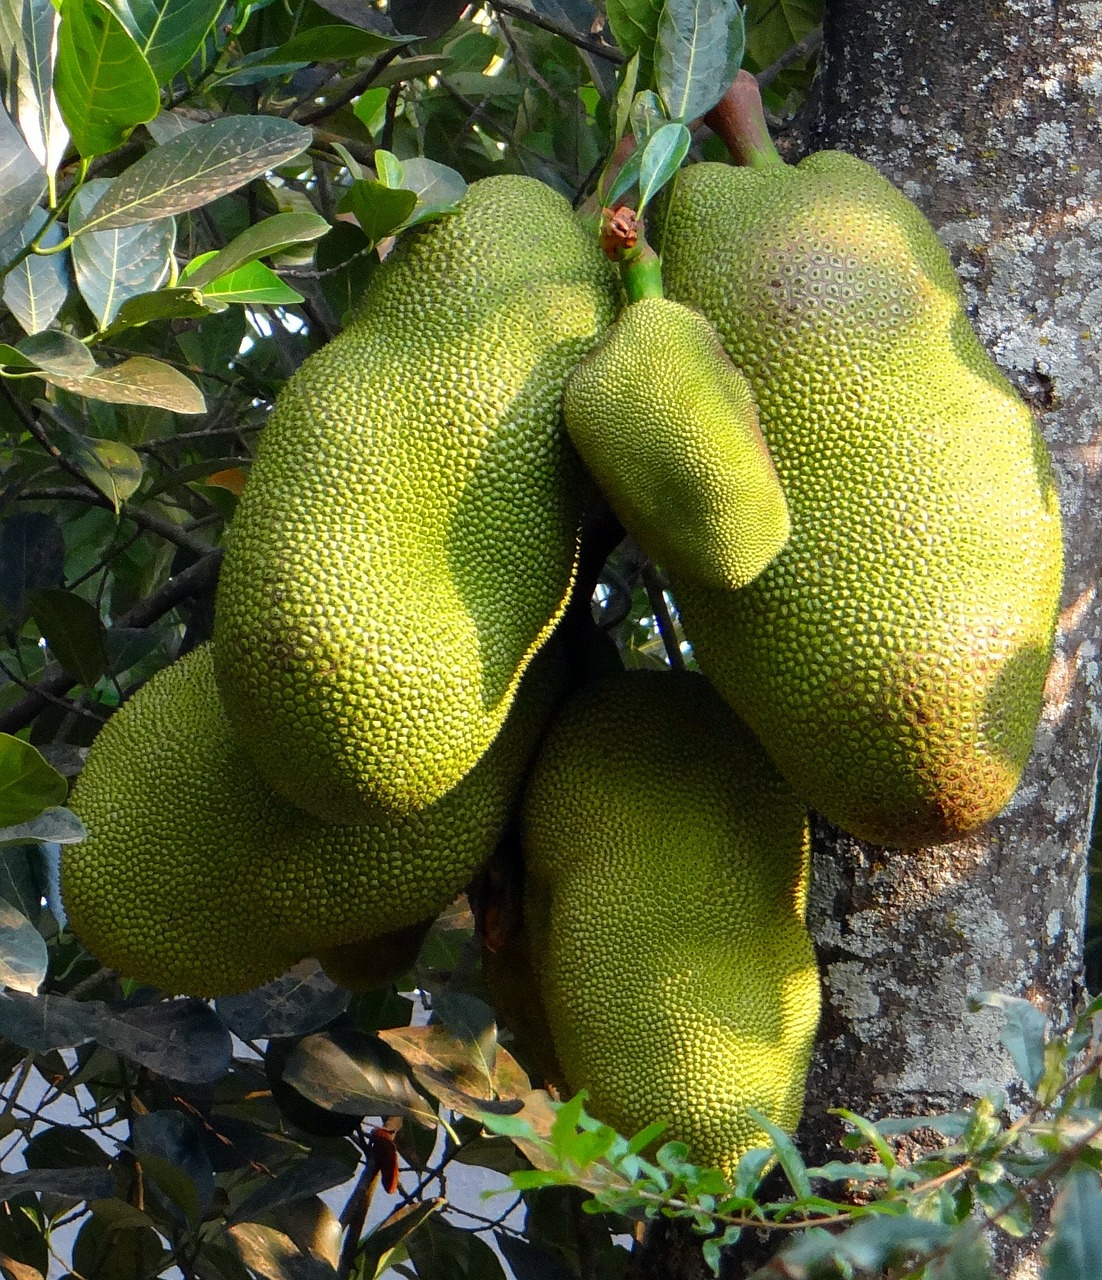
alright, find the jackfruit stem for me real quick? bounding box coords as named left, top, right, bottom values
left=619, top=244, right=664, bottom=304
left=704, top=70, right=786, bottom=170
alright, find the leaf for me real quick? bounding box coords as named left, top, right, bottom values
left=605, top=145, right=642, bottom=206
left=104, top=0, right=224, bottom=84
left=27, top=587, right=108, bottom=685
left=630, top=88, right=667, bottom=140
left=0, top=735, right=68, bottom=827
left=1045, top=1169, right=1102, bottom=1280
left=613, top=51, right=640, bottom=141
left=0, top=102, right=46, bottom=241
left=188, top=258, right=303, bottom=306
left=374, top=148, right=403, bottom=186
left=0, top=990, right=107, bottom=1050
left=398, top=157, right=467, bottom=226
left=0, top=512, right=64, bottom=621
left=636, top=120, right=690, bottom=210
left=344, top=179, right=417, bottom=245
left=0, top=1167, right=115, bottom=1200
left=215, top=960, right=349, bottom=1040
left=495, top=1234, right=577, bottom=1280
left=971, top=992, right=1048, bottom=1090
left=359, top=1199, right=442, bottom=1278
left=180, top=212, right=329, bottom=290
left=54, top=0, right=160, bottom=157
left=379, top=1024, right=499, bottom=1119
left=68, top=436, right=144, bottom=510
left=15, top=330, right=95, bottom=377
left=747, top=1107, right=812, bottom=1199
left=230, top=1154, right=352, bottom=1223
left=73, top=115, right=313, bottom=234
left=0, top=0, right=69, bottom=178
left=655, top=0, right=746, bottom=123
left=1, top=207, right=69, bottom=334
left=99, top=999, right=232, bottom=1082
left=45, top=354, right=206, bottom=413
left=605, top=0, right=663, bottom=85
left=368, top=54, right=452, bottom=88
left=26, top=1122, right=111, bottom=1169
left=283, top=1028, right=437, bottom=1127
left=131, top=1109, right=214, bottom=1221
left=227, top=1223, right=340, bottom=1280
left=69, top=178, right=175, bottom=326
left=270, top=24, right=404, bottom=64
left=0, top=896, right=47, bottom=994
left=98, top=286, right=211, bottom=338
left=404, top=1215, right=508, bottom=1280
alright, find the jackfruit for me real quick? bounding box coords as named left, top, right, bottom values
left=521, top=670, right=820, bottom=1172
left=214, top=175, right=618, bottom=822
left=64, top=643, right=560, bottom=998
left=658, top=155, right=1063, bottom=847
left=563, top=296, right=789, bottom=588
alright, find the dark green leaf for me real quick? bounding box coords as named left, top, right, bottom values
left=359, top=1199, right=442, bottom=1277
left=431, top=991, right=497, bottom=1074
left=132, top=1109, right=214, bottom=1220
left=605, top=0, right=662, bottom=85
left=0, top=896, right=47, bottom=993
left=636, top=120, right=690, bottom=210
left=613, top=51, right=640, bottom=141
left=54, top=0, right=160, bottom=157
left=656, top=0, right=745, bottom=123
left=0, top=0, right=68, bottom=180
left=496, top=1233, right=576, bottom=1280
left=0, top=512, right=64, bottom=620
left=69, top=178, right=175, bottom=326
left=345, top=179, right=417, bottom=245
left=73, top=1202, right=167, bottom=1280
left=0, top=844, right=45, bottom=920
left=105, top=0, right=224, bottom=84
left=0, top=734, right=67, bottom=827
left=180, top=211, right=329, bottom=290
left=270, top=24, right=404, bottom=63
left=0, top=1167, right=114, bottom=1200
left=74, top=116, right=313, bottom=234
left=16, top=329, right=95, bottom=377
left=605, top=145, right=642, bottom=206
left=27, top=587, right=108, bottom=685
left=99, top=999, right=232, bottom=1083
left=0, top=102, right=46, bottom=241
left=630, top=88, right=667, bottom=140
left=398, top=157, right=467, bottom=225
left=215, top=961, right=349, bottom=1040
left=1045, top=1169, right=1102, bottom=1280
left=0, top=991, right=107, bottom=1050
left=26, top=1123, right=110, bottom=1169
left=230, top=1154, right=351, bottom=1223
left=98, top=286, right=211, bottom=338
left=227, top=1222, right=340, bottom=1280
left=45, top=355, right=206, bottom=413
left=1, top=207, right=69, bottom=334
left=283, top=1028, right=437, bottom=1127
left=406, top=1215, right=508, bottom=1280
left=971, top=992, right=1048, bottom=1089
left=368, top=54, right=452, bottom=88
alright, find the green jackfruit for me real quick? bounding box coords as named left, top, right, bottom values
left=563, top=297, right=789, bottom=588
left=64, top=643, right=560, bottom=998
left=522, top=670, right=819, bottom=1172
left=214, top=175, right=618, bottom=822
left=659, top=155, right=1063, bottom=847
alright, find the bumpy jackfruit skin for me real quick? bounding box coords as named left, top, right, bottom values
left=64, top=644, right=562, bottom=998
left=564, top=297, right=789, bottom=589
left=214, top=176, right=618, bottom=821
left=522, top=670, right=820, bottom=1172
left=658, top=155, right=1063, bottom=847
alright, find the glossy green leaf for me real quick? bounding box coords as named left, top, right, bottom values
left=104, top=0, right=224, bottom=84
left=45, top=354, right=206, bottom=413
left=656, top=0, right=745, bottom=123
left=359, top=1199, right=442, bottom=1278
left=405, top=1215, right=508, bottom=1280
left=344, top=179, right=417, bottom=245
left=0, top=989, right=107, bottom=1050
left=637, top=120, right=690, bottom=209
left=605, top=145, right=642, bottom=205
left=227, top=1222, right=340, bottom=1280
left=180, top=212, right=329, bottom=290
left=73, top=115, right=313, bottom=234
left=271, top=24, right=404, bottom=64
left=27, top=586, right=108, bottom=684
left=747, top=1107, right=811, bottom=1199
left=68, top=435, right=144, bottom=510
left=605, top=0, right=662, bottom=86
left=374, top=147, right=403, bottom=187
left=69, top=178, right=175, bottom=326
left=1, top=207, right=70, bottom=334
left=0, top=734, right=68, bottom=827
left=54, top=0, right=160, bottom=158
left=99, top=999, right=233, bottom=1083
left=97, top=285, right=211, bottom=338
left=1044, top=1169, right=1102, bottom=1280
left=0, top=0, right=69, bottom=179
left=0, top=896, right=47, bottom=993
left=215, top=961, right=349, bottom=1040
left=398, top=156, right=467, bottom=225
left=230, top=1154, right=351, bottom=1223
left=613, top=51, right=640, bottom=141
left=630, top=88, right=667, bottom=140
left=0, top=103, right=47, bottom=242
left=189, top=257, right=303, bottom=306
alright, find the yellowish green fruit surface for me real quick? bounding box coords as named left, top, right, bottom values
left=659, top=155, right=1063, bottom=847
left=64, top=644, right=560, bottom=997
left=214, top=175, right=618, bottom=821
left=522, top=670, right=820, bottom=1172
left=563, top=297, right=790, bottom=589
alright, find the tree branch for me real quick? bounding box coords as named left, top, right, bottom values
left=487, top=1, right=623, bottom=64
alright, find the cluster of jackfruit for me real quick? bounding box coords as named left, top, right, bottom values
left=63, top=98, right=1063, bottom=1176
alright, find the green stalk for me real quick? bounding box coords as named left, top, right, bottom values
left=619, top=242, right=664, bottom=303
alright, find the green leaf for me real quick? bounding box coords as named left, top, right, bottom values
left=747, top=1107, right=811, bottom=1199
left=404, top=1215, right=508, bottom=1280
left=45, top=354, right=206, bottom=413
left=15, top=330, right=94, bottom=377
left=0, top=512, right=64, bottom=621
left=187, top=257, right=303, bottom=306
left=1045, top=1169, right=1102, bottom=1280
left=345, top=179, right=417, bottom=245
left=606, top=0, right=663, bottom=86
left=73, top=115, right=313, bottom=234
left=971, top=992, right=1048, bottom=1089
left=630, top=88, right=667, bottom=140
left=97, top=285, right=211, bottom=338
left=27, top=586, right=108, bottom=684
left=656, top=0, right=746, bottom=123
left=0, top=1167, right=115, bottom=1200
left=359, top=1200, right=442, bottom=1279
left=270, top=23, right=404, bottom=64
left=369, top=53, right=452, bottom=88
left=0, top=805, right=85, bottom=847
left=216, top=962, right=349, bottom=1040
left=69, top=178, right=175, bottom=326
left=179, top=211, right=329, bottom=290
left=613, top=52, right=641, bottom=141
left=0, top=989, right=106, bottom=1050
left=605, top=146, right=642, bottom=206
left=54, top=0, right=160, bottom=158
left=227, top=1222, right=339, bottom=1280
left=0, top=734, right=67, bottom=827
left=132, top=1109, right=214, bottom=1222
left=830, top=1108, right=898, bottom=1170
left=398, top=157, right=467, bottom=226
left=67, top=435, right=144, bottom=510
left=636, top=120, right=690, bottom=210
left=230, top=1154, right=351, bottom=1223
left=0, top=0, right=70, bottom=179
left=1, top=207, right=70, bottom=334
left=103, top=0, right=224, bottom=84
left=99, top=998, right=232, bottom=1083
left=0, top=896, right=47, bottom=993
left=374, top=147, right=404, bottom=187
left=0, top=102, right=47, bottom=242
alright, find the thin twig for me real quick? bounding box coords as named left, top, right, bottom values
left=756, top=28, right=823, bottom=91
left=15, top=487, right=213, bottom=557
left=486, top=1, right=623, bottom=64
left=295, top=47, right=408, bottom=127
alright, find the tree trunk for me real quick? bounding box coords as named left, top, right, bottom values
left=639, top=3, right=1102, bottom=1276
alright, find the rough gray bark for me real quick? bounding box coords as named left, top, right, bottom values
left=638, top=3, right=1102, bottom=1277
